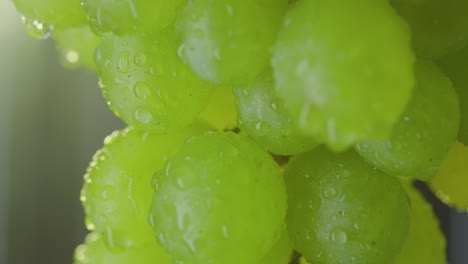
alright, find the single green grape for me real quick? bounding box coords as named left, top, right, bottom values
left=259, top=230, right=293, bottom=264
left=53, top=24, right=101, bottom=70
left=391, top=0, right=468, bottom=59
left=198, top=86, right=238, bottom=131
left=272, top=0, right=415, bottom=151
left=430, top=142, right=468, bottom=211
left=284, top=147, right=410, bottom=264
left=356, top=60, right=460, bottom=181
left=13, top=0, right=86, bottom=34
left=81, top=0, right=186, bottom=35
left=438, top=45, right=468, bottom=145
left=234, top=72, right=317, bottom=155
left=176, top=0, right=288, bottom=85
left=395, top=181, right=446, bottom=264
left=81, top=124, right=210, bottom=249
left=95, top=29, right=214, bottom=132
left=150, top=132, right=287, bottom=264
left=74, top=233, right=170, bottom=264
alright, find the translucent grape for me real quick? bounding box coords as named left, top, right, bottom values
left=259, top=230, right=293, bottom=264
left=81, top=124, right=210, bottom=249
left=74, top=233, right=170, bottom=264
left=234, top=72, right=317, bottom=155
left=391, top=0, right=468, bottom=59
left=13, top=0, right=86, bottom=30
left=395, top=181, right=446, bottom=264
left=53, top=25, right=101, bottom=70
left=82, top=0, right=186, bottom=36
left=272, top=0, right=415, bottom=151
left=176, top=0, right=288, bottom=85
left=198, top=86, right=238, bottom=131
left=356, top=60, right=460, bottom=181
left=284, top=147, right=410, bottom=264
left=150, top=132, right=286, bottom=264
left=430, top=142, right=468, bottom=211
left=95, top=29, right=213, bottom=132
left=438, top=45, right=468, bottom=145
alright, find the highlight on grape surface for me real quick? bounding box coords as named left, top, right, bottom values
left=7, top=0, right=468, bottom=263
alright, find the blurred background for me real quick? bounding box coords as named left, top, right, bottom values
left=0, top=0, right=467, bottom=264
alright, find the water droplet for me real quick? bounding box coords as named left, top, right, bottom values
left=135, top=108, right=153, bottom=124
left=122, top=40, right=129, bottom=47
left=354, top=223, right=360, bottom=230
left=134, top=52, right=147, bottom=66
left=213, top=48, right=221, bottom=61
left=225, top=5, right=234, bottom=16
left=221, top=225, right=229, bottom=238
left=330, top=229, right=347, bottom=245
left=323, top=187, right=337, bottom=199
left=118, top=51, right=131, bottom=73
left=64, top=50, right=80, bottom=65
left=133, top=82, right=152, bottom=100
left=22, top=16, right=53, bottom=40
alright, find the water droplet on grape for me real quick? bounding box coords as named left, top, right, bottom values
left=135, top=108, right=153, bottom=124
left=221, top=225, right=229, bottom=238
left=134, top=52, right=147, bottom=66
left=118, top=51, right=130, bottom=73
left=133, top=82, right=152, bottom=100
left=22, top=16, right=53, bottom=40
left=323, top=187, right=337, bottom=199
left=330, top=229, right=347, bottom=245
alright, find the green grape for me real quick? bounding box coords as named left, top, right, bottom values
left=198, top=86, right=238, bottom=131
left=74, top=233, right=170, bottom=264
left=176, top=0, right=288, bottom=85
left=259, top=230, right=293, bottom=264
left=82, top=0, right=186, bottom=36
left=430, top=142, right=468, bottom=211
left=150, top=132, right=287, bottom=264
left=53, top=24, right=101, bottom=70
left=395, top=181, right=446, bottom=264
left=391, top=0, right=468, bottom=59
left=95, top=29, right=214, bottom=132
left=284, top=147, right=410, bottom=264
left=234, top=72, right=317, bottom=155
left=81, top=124, right=210, bottom=249
left=272, top=0, right=415, bottom=151
left=13, top=0, right=86, bottom=35
left=356, top=60, right=460, bottom=181
left=438, top=45, right=468, bottom=145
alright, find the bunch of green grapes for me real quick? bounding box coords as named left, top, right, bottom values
left=11, top=0, right=468, bottom=263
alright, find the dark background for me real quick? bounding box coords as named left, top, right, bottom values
left=0, top=1, right=467, bottom=263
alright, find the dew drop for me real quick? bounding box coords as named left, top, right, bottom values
left=22, top=16, right=53, bottom=40
left=118, top=51, right=130, bottom=73
left=134, top=52, right=147, bottom=66
left=133, top=82, right=152, bottom=100
left=64, top=50, right=80, bottom=65
left=135, top=108, right=153, bottom=124
left=221, top=225, right=229, bottom=238
left=330, top=229, right=347, bottom=245
left=323, top=187, right=337, bottom=199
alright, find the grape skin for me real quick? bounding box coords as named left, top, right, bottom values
left=82, top=0, right=187, bottom=35
left=74, top=233, right=170, bottom=264
left=391, top=0, right=468, bottom=59
left=95, top=29, right=214, bottom=132
left=176, top=0, right=288, bottom=85
left=430, top=142, right=468, bottom=211
left=395, top=181, right=446, bottom=264
left=272, top=0, right=415, bottom=151
left=356, top=60, right=460, bottom=181
left=234, top=72, right=317, bottom=155
left=285, top=147, right=410, bottom=264
left=151, top=132, right=287, bottom=264
left=53, top=24, right=101, bottom=70
left=198, top=86, right=238, bottom=131
left=81, top=125, right=210, bottom=249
